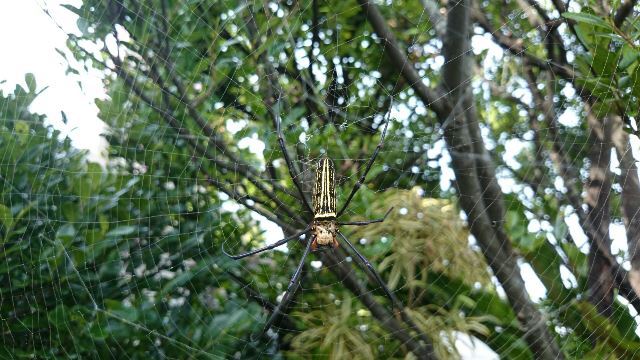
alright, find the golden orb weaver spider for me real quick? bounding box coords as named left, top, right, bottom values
left=222, top=106, right=399, bottom=340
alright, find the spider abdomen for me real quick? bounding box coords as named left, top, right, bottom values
left=313, top=157, right=336, bottom=219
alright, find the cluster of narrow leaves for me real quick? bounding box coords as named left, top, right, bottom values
left=286, top=189, right=514, bottom=358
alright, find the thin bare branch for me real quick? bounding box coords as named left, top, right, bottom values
left=358, top=0, right=448, bottom=118
left=614, top=0, right=638, bottom=27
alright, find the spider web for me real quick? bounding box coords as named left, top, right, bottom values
left=1, top=0, right=639, bottom=358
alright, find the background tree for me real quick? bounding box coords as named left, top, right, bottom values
left=3, top=0, right=640, bottom=358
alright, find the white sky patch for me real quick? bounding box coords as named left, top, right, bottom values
left=225, top=118, right=247, bottom=134
left=520, top=262, right=547, bottom=302
left=566, top=212, right=589, bottom=252
left=298, top=131, right=308, bottom=144
left=610, top=148, right=622, bottom=175
left=0, top=0, right=107, bottom=162
left=560, top=83, right=576, bottom=99
left=294, top=48, right=309, bottom=68
left=456, top=333, right=499, bottom=360
left=558, top=108, right=580, bottom=127
left=471, top=34, right=504, bottom=73
left=238, top=133, right=266, bottom=156
left=611, top=223, right=628, bottom=257
left=253, top=212, right=286, bottom=248
left=221, top=200, right=240, bottom=213
left=560, top=264, right=578, bottom=288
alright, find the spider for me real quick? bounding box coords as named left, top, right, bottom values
left=222, top=108, right=399, bottom=339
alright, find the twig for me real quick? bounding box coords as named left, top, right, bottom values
left=226, top=270, right=299, bottom=332
left=614, top=0, right=638, bottom=27
left=358, top=0, right=449, bottom=119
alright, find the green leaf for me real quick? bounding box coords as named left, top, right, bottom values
left=576, top=301, right=640, bottom=356
left=563, top=12, right=613, bottom=31
left=104, top=299, right=139, bottom=323
left=592, top=38, right=622, bottom=77
left=0, top=204, right=13, bottom=232
left=61, top=3, right=83, bottom=17
left=14, top=120, right=29, bottom=144
left=74, top=176, right=93, bottom=202
left=554, top=213, right=568, bottom=243
left=85, top=228, right=104, bottom=246
left=284, top=106, right=307, bottom=126
left=87, top=162, right=103, bottom=189
left=619, top=47, right=640, bottom=70
left=24, top=73, right=36, bottom=93
left=56, top=224, right=77, bottom=246
left=631, top=64, right=640, bottom=98
left=48, top=305, right=70, bottom=329
left=106, top=225, right=137, bottom=237
left=62, top=202, right=79, bottom=222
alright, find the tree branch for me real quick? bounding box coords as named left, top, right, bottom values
left=318, top=250, right=435, bottom=359
left=359, top=0, right=565, bottom=357
left=242, top=4, right=434, bottom=357
left=610, top=115, right=640, bottom=301
left=418, top=0, right=446, bottom=38
left=357, top=0, right=448, bottom=119
left=614, top=0, right=638, bottom=27
left=585, top=112, right=615, bottom=316
left=523, top=66, right=640, bottom=313
left=120, top=18, right=300, bottom=207
left=106, top=56, right=300, bottom=235
left=470, top=6, right=578, bottom=83
left=226, top=270, right=298, bottom=332
left=141, top=47, right=303, bottom=212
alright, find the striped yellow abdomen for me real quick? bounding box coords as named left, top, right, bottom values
left=313, top=157, right=336, bottom=219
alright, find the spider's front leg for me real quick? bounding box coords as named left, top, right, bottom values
left=336, top=231, right=398, bottom=308
left=337, top=207, right=394, bottom=226
left=252, top=235, right=315, bottom=341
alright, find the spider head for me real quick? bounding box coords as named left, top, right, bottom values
left=312, top=220, right=338, bottom=251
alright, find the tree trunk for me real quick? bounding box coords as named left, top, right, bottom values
left=585, top=113, right=615, bottom=316
left=610, top=116, right=640, bottom=300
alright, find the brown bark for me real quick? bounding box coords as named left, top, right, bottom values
left=585, top=113, right=615, bottom=316
left=611, top=116, right=640, bottom=300
left=525, top=69, right=640, bottom=315
left=358, top=1, right=564, bottom=358
left=614, top=0, right=638, bottom=27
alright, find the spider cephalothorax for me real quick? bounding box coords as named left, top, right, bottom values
left=312, top=220, right=338, bottom=250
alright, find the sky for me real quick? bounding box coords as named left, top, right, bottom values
left=3, top=0, right=639, bottom=358
left=0, top=0, right=106, bottom=162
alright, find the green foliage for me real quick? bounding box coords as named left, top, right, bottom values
left=0, top=77, right=263, bottom=358
left=288, top=292, right=387, bottom=359
left=4, top=0, right=640, bottom=358
left=563, top=10, right=640, bottom=130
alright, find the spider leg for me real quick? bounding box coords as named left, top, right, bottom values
left=336, top=231, right=398, bottom=307
left=337, top=231, right=434, bottom=350
left=336, top=105, right=392, bottom=218
left=274, top=112, right=314, bottom=214
left=338, top=207, right=393, bottom=226
left=222, top=226, right=309, bottom=260
left=252, top=235, right=315, bottom=341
